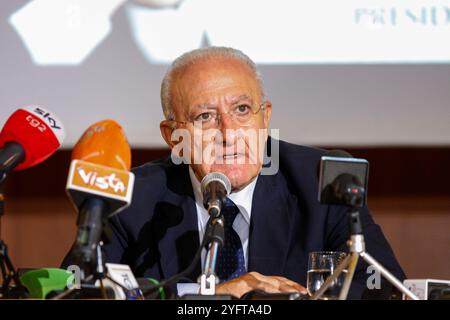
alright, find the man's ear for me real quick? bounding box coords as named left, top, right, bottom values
left=160, top=120, right=176, bottom=149
left=263, top=101, right=272, bottom=127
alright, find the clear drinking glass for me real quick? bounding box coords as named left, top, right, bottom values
left=307, top=251, right=347, bottom=299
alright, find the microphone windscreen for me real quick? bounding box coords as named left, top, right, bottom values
left=19, top=268, right=73, bottom=299
left=66, top=120, right=134, bottom=216
left=71, top=119, right=131, bottom=171
left=200, top=172, right=232, bottom=196
left=0, top=106, right=65, bottom=171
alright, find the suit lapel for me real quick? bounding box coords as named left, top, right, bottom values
left=248, top=171, right=298, bottom=276
left=154, top=162, right=201, bottom=281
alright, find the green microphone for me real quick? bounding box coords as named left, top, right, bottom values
left=20, top=268, right=74, bottom=299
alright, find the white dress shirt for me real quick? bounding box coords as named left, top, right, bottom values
left=177, top=168, right=258, bottom=296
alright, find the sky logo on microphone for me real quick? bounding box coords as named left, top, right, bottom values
left=24, top=106, right=65, bottom=139
left=33, top=107, right=62, bottom=130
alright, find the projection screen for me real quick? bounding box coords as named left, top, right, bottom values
left=1, top=0, right=450, bottom=147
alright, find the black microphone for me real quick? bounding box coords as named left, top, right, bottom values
left=201, top=172, right=231, bottom=218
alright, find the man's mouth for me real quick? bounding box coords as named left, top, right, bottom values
left=221, top=152, right=246, bottom=161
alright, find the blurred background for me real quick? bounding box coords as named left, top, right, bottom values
left=0, top=0, right=449, bottom=280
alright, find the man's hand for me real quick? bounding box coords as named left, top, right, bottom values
left=215, top=272, right=307, bottom=298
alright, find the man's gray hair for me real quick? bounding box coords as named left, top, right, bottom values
left=160, top=46, right=264, bottom=120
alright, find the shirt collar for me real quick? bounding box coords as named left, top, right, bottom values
left=188, top=166, right=257, bottom=224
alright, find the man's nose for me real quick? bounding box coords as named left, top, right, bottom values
left=219, top=113, right=239, bottom=146
left=219, top=112, right=235, bottom=130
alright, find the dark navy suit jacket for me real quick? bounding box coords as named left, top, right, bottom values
left=65, top=139, right=405, bottom=299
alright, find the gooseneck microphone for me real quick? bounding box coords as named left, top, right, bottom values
left=140, top=172, right=233, bottom=298
left=198, top=172, right=232, bottom=295
left=201, top=172, right=231, bottom=218
left=0, top=106, right=65, bottom=185
left=66, top=119, right=134, bottom=279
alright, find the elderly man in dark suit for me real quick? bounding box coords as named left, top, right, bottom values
left=67, top=46, right=405, bottom=299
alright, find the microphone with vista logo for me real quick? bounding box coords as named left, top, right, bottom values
left=0, top=106, right=65, bottom=185
left=66, top=120, right=134, bottom=280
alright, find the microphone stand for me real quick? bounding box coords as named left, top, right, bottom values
left=180, top=216, right=232, bottom=300
left=53, top=241, right=140, bottom=300
left=310, top=192, right=419, bottom=300
left=139, top=215, right=233, bottom=300
left=0, top=193, right=28, bottom=299
left=199, top=216, right=225, bottom=295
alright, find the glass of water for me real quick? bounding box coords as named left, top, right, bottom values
left=307, top=251, right=347, bottom=299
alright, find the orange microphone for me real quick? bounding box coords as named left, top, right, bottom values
left=66, top=120, right=134, bottom=279
left=67, top=119, right=134, bottom=215
left=71, top=119, right=131, bottom=171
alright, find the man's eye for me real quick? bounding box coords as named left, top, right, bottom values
left=235, top=104, right=251, bottom=114
left=195, top=112, right=213, bottom=122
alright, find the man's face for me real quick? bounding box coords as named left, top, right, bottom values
left=162, top=56, right=272, bottom=191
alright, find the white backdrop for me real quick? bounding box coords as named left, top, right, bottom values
left=1, top=0, right=450, bottom=147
